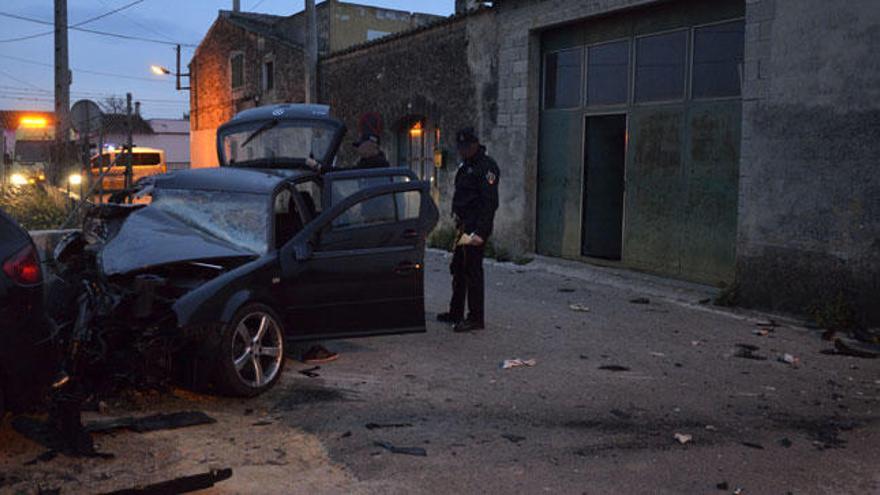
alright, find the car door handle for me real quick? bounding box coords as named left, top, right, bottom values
left=402, top=229, right=420, bottom=239
left=393, top=262, right=421, bottom=275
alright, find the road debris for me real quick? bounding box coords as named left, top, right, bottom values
left=716, top=481, right=729, bottom=490
left=501, top=434, right=526, bottom=444
left=674, top=433, right=692, bottom=444
left=779, top=437, right=793, bottom=448
left=705, top=425, right=717, bottom=431
left=778, top=353, right=800, bottom=366
left=741, top=441, right=764, bottom=450
left=569, top=303, right=591, bottom=312
left=557, top=288, right=576, bottom=293
left=373, top=441, right=427, bottom=457
left=733, top=344, right=767, bottom=361
left=650, top=352, right=666, bottom=357
left=629, top=297, right=650, bottom=304
left=501, top=358, right=537, bottom=369
left=755, top=319, right=778, bottom=328
left=98, top=468, right=233, bottom=495
left=365, top=422, right=413, bottom=430
left=598, top=365, right=630, bottom=372
left=299, top=366, right=322, bottom=378
left=86, top=411, right=217, bottom=434
left=752, top=328, right=771, bottom=337
left=821, top=339, right=879, bottom=359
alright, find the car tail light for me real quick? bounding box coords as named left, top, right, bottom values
left=3, top=244, right=42, bottom=286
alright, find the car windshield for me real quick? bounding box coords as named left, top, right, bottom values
left=220, top=120, right=337, bottom=166
left=150, top=188, right=269, bottom=254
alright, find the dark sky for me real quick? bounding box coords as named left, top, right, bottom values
left=0, top=0, right=453, bottom=119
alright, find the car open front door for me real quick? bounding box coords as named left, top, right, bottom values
left=280, top=179, right=438, bottom=341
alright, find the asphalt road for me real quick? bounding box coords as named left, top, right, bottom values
left=273, top=250, right=880, bottom=494
left=2, top=250, right=879, bottom=494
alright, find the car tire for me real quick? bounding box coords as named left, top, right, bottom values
left=214, top=303, right=286, bottom=397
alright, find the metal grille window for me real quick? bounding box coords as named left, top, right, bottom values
left=587, top=40, right=630, bottom=106
left=634, top=31, right=687, bottom=103
left=544, top=48, right=582, bottom=109
left=692, top=20, right=745, bottom=98
left=230, top=53, right=244, bottom=89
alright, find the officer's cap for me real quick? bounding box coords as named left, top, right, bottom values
left=456, top=127, right=479, bottom=148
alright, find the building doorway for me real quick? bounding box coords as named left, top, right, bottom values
left=581, top=114, right=626, bottom=259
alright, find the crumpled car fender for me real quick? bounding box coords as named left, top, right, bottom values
left=172, top=254, right=281, bottom=330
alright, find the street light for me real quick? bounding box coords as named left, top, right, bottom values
left=149, top=44, right=190, bottom=90
left=151, top=65, right=171, bottom=75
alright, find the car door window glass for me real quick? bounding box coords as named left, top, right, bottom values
left=329, top=190, right=421, bottom=230
left=395, top=190, right=420, bottom=220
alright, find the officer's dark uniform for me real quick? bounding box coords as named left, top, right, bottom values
left=355, top=150, right=390, bottom=169
left=352, top=132, right=390, bottom=169
left=447, top=129, right=500, bottom=329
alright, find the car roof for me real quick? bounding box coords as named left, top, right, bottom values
left=152, top=167, right=315, bottom=195
left=221, top=103, right=342, bottom=127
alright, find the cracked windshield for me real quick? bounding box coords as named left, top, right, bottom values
left=151, top=189, right=268, bottom=254
left=221, top=121, right=336, bottom=165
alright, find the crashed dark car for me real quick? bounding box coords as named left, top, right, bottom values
left=49, top=104, right=439, bottom=399
left=0, top=208, right=57, bottom=416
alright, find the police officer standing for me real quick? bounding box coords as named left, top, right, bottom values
left=352, top=131, right=390, bottom=169
left=437, top=127, right=500, bottom=332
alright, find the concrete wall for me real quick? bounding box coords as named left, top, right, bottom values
left=737, top=0, right=880, bottom=323
left=328, top=1, right=441, bottom=51
left=490, top=0, right=665, bottom=254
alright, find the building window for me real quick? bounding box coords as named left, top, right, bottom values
left=544, top=48, right=582, bottom=109
left=586, top=40, right=630, bottom=106
left=230, top=52, right=244, bottom=89
left=634, top=30, right=687, bottom=103
left=692, top=20, right=745, bottom=99
left=263, top=60, right=274, bottom=92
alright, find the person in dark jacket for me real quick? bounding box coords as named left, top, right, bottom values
left=352, top=132, right=390, bottom=169
left=437, top=127, right=500, bottom=332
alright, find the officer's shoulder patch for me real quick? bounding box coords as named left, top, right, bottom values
left=486, top=170, right=497, bottom=185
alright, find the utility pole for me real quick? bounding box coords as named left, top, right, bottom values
left=54, top=0, right=71, bottom=184
left=304, top=0, right=318, bottom=103
left=124, top=93, right=133, bottom=197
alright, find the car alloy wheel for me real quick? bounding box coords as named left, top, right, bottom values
left=230, top=309, right=284, bottom=389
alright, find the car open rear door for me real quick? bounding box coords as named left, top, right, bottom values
left=280, top=179, right=438, bottom=340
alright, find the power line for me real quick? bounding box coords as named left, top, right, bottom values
left=96, top=0, right=176, bottom=43
left=0, top=88, right=187, bottom=104
left=0, top=0, right=144, bottom=43
left=0, top=9, right=197, bottom=47
left=0, top=68, right=45, bottom=91
left=0, top=54, right=176, bottom=84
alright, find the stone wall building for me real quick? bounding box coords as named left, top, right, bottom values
left=189, top=1, right=441, bottom=167
left=189, top=0, right=880, bottom=324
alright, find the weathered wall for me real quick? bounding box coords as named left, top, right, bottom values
left=318, top=12, right=497, bottom=230
left=491, top=0, right=667, bottom=254
left=737, top=0, right=880, bottom=323
left=190, top=17, right=305, bottom=166
left=328, top=1, right=441, bottom=52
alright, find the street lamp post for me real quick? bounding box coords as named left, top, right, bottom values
left=151, top=44, right=190, bottom=91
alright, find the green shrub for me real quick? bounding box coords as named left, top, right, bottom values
left=427, top=225, right=457, bottom=252
left=808, top=291, right=857, bottom=331
left=0, top=185, right=68, bottom=230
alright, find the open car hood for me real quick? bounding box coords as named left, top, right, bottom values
left=100, top=207, right=258, bottom=276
